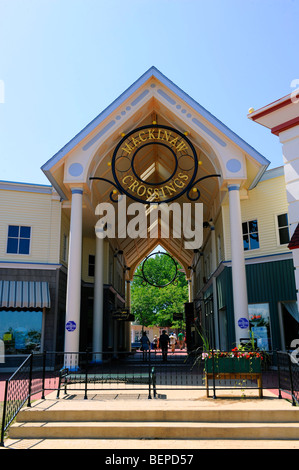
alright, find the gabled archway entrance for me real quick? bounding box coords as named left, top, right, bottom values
left=41, top=67, right=269, bottom=361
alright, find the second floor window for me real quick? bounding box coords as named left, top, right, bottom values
left=242, top=220, right=259, bottom=251
left=277, top=213, right=290, bottom=245
left=7, top=225, right=31, bottom=254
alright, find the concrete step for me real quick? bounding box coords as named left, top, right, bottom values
left=9, top=401, right=299, bottom=446
left=8, top=420, right=299, bottom=440
left=8, top=407, right=299, bottom=441
left=5, top=438, right=299, bottom=449
left=15, top=407, right=299, bottom=423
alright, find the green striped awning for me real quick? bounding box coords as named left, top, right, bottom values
left=0, top=281, right=51, bottom=309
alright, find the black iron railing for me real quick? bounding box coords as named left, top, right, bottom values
left=277, top=350, right=299, bottom=406
left=1, top=348, right=299, bottom=446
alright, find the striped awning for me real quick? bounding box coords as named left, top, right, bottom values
left=0, top=281, right=51, bottom=309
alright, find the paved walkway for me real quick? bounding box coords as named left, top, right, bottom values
left=3, top=387, right=299, bottom=450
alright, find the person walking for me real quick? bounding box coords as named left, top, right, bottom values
left=169, top=334, right=176, bottom=354
left=152, top=335, right=158, bottom=354
left=159, top=330, right=170, bottom=362
left=140, top=331, right=150, bottom=361
left=178, top=331, right=184, bottom=350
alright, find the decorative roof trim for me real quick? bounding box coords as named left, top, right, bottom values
left=41, top=66, right=270, bottom=181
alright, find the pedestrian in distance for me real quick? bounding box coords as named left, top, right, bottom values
left=159, top=330, right=170, bottom=362
left=140, top=331, right=150, bottom=361
left=170, top=334, right=176, bottom=354
left=177, top=331, right=184, bottom=350
left=152, top=335, right=158, bottom=354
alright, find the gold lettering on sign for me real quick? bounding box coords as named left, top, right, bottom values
left=121, top=173, right=190, bottom=201
left=162, top=130, right=171, bottom=141
left=176, top=142, right=188, bottom=152
left=128, top=180, right=139, bottom=192
left=120, top=129, right=189, bottom=155
left=117, top=127, right=194, bottom=201
left=139, top=131, right=146, bottom=142
left=121, top=142, right=134, bottom=155
left=132, top=137, right=140, bottom=148
left=122, top=175, right=133, bottom=185
left=148, top=129, right=156, bottom=140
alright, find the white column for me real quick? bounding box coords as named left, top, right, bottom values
left=64, top=188, right=83, bottom=370
left=92, top=229, right=104, bottom=362
left=228, top=184, right=249, bottom=345
left=210, top=226, right=220, bottom=349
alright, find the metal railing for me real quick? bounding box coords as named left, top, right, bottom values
left=1, top=353, right=43, bottom=446
left=1, top=348, right=299, bottom=445
left=277, top=350, right=299, bottom=406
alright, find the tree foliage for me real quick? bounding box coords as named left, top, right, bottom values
left=130, top=252, right=188, bottom=328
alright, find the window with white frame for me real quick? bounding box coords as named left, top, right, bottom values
left=277, top=213, right=290, bottom=245
left=242, top=220, right=259, bottom=250
left=7, top=225, right=31, bottom=254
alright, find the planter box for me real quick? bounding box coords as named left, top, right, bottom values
left=205, top=356, right=261, bottom=374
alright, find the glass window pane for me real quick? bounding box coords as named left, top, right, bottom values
left=20, top=226, right=31, bottom=238
left=278, top=213, right=288, bottom=228
left=250, top=233, right=260, bottom=249
left=243, top=234, right=249, bottom=250
left=249, top=220, right=258, bottom=233
left=242, top=222, right=248, bottom=235
left=8, top=225, right=19, bottom=237
left=279, top=227, right=290, bottom=245
left=0, top=310, right=42, bottom=354
left=88, top=265, right=95, bottom=277
left=249, top=303, right=271, bottom=350
left=19, top=238, right=30, bottom=254
left=7, top=237, right=18, bottom=253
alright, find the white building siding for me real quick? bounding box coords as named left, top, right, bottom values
left=0, top=188, right=61, bottom=265
left=223, top=174, right=290, bottom=261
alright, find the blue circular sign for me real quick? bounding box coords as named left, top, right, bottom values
left=66, top=321, right=76, bottom=332
left=238, top=317, right=249, bottom=329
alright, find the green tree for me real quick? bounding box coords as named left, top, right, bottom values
left=130, top=252, right=188, bottom=328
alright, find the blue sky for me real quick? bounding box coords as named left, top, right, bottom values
left=0, top=0, right=298, bottom=185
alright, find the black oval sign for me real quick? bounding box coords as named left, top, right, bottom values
left=111, top=124, right=198, bottom=204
